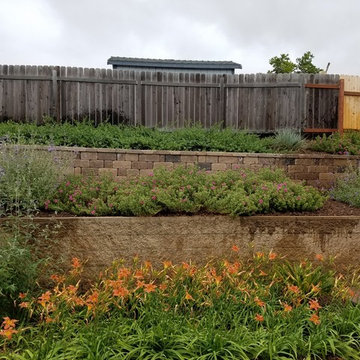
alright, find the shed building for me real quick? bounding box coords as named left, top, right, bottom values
left=107, top=57, right=242, bottom=74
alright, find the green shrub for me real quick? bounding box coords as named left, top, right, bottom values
left=0, top=122, right=274, bottom=153
left=47, top=166, right=327, bottom=216
left=309, top=131, right=360, bottom=155
left=330, top=168, right=360, bottom=207
left=0, top=141, right=72, bottom=216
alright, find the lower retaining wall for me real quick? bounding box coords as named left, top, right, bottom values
left=36, top=145, right=360, bottom=188
left=12, top=215, right=360, bottom=274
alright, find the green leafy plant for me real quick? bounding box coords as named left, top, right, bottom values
left=2, top=253, right=360, bottom=359
left=46, top=166, right=327, bottom=216
left=0, top=140, right=73, bottom=216
left=330, top=168, right=360, bottom=207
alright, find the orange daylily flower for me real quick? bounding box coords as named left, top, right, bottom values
left=309, top=299, right=322, bottom=311
left=143, top=283, right=157, bottom=293
left=315, top=254, right=324, bottom=261
left=231, top=245, right=240, bottom=253
left=2, top=317, right=18, bottom=330
left=50, top=274, right=65, bottom=283
left=113, top=286, right=129, bottom=297
left=18, top=292, right=27, bottom=299
left=214, top=275, right=222, bottom=286
left=182, top=262, right=190, bottom=270
left=159, top=283, right=167, bottom=291
left=309, top=313, right=321, bottom=325
left=144, top=261, right=152, bottom=269
left=283, top=303, right=293, bottom=312
left=185, top=291, right=194, bottom=300
left=134, top=270, right=144, bottom=279
left=255, top=314, right=264, bottom=322
left=288, top=285, right=300, bottom=294
left=0, top=328, right=18, bottom=340
left=254, top=297, right=265, bottom=307
left=163, top=261, right=172, bottom=269
left=311, top=284, right=321, bottom=293
left=71, top=257, right=81, bottom=269
left=38, top=291, right=52, bottom=307
left=19, top=302, right=30, bottom=309
left=118, top=267, right=131, bottom=279
left=268, top=252, right=277, bottom=261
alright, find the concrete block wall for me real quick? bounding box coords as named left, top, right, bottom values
left=38, top=146, right=360, bottom=188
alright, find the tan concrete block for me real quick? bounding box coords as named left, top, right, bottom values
left=73, top=159, right=90, bottom=168
left=180, top=155, right=198, bottom=162
left=140, top=169, right=154, bottom=176
left=211, top=163, right=227, bottom=171
left=294, top=173, right=319, bottom=180
left=74, top=167, right=82, bottom=175
left=113, top=161, right=132, bottom=169
left=198, top=155, right=206, bottom=162
left=153, top=162, right=174, bottom=170
left=82, top=168, right=99, bottom=176
left=89, top=160, right=104, bottom=168
left=81, top=152, right=98, bottom=160
left=117, top=154, right=126, bottom=161
left=218, top=156, right=237, bottom=163
left=97, top=152, right=117, bottom=161
left=307, top=165, right=328, bottom=173
left=287, top=165, right=307, bottom=173
left=118, top=168, right=128, bottom=176
left=319, top=172, right=336, bottom=181
left=205, top=155, right=219, bottom=163
left=139, top=154, right=160, bottom=162
left=243, top=157, right=259, bottom=165
left=124, top=153, right=139, bottom=161
left=104, top=160, right=114, bottom=168
left=99, top=168, right=117, bottom=177
left=295, top=158, right=318, bottom=165
left=132, top=161, right=153, bottom=170
left=127, top=169, right=140, bottom=177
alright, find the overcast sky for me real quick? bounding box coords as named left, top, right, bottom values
left=1, top=0, right=359, bottom=75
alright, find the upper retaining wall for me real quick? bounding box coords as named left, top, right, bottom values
left=48, top=146, right=360, bottom=188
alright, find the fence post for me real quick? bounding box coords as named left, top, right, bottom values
left=135, top=71, right=142, bottom=126
left=338, top=79, right=344, bottom=135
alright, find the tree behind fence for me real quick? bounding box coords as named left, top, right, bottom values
left=0, top=65, right=340, bottom=132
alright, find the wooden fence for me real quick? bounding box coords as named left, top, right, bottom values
left=341, top=75, right=360, bottom=130
left=0, top=65, right=341, bottom=132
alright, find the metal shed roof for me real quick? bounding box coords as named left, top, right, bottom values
left=107, top=57, right=242, bottom=70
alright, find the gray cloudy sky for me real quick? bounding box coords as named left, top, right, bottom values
left=1, top=0, right=359, bottom=75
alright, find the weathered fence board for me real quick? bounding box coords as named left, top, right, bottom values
left=0, top=65, right=341, bottom=132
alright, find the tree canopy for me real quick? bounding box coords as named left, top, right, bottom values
left=269, top=51, right=322, bottom=74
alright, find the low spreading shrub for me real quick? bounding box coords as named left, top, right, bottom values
left=46, top=166, right=327, bottom=216
left=2, top=253, right=360, bottom=359
left=309, top=131, right=360, bottom=155
left=330, top=168, right=360, bottom=207
left=0, top=122, right=279, bottom=153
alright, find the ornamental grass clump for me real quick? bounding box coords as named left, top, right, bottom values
left=3, top=252, right=360, bottom=359
left=47, top=166, right=326, bottom=216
